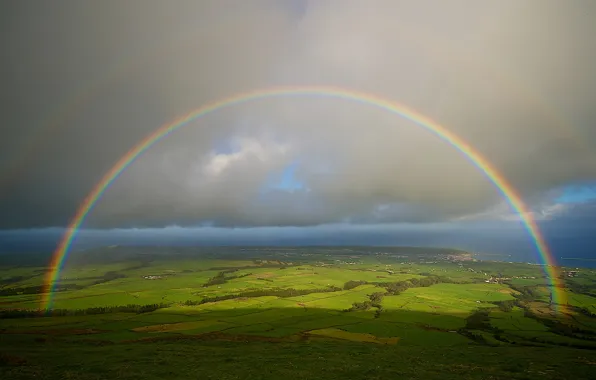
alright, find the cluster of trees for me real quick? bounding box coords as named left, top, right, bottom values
left=0, top=285, right=46, bottom=296
left=507, top=284, right=542, bottom=302
left=343, top=276, right=453, bottom=317
left=211, top=262, right=286, bottom=271
left=187, top=286, right=342, bottom=305
left=494, top=300, right=517, bottom=312
left=524, top=308, right=596, bottom=342
left=203, top=270, right=252, bottom=287
left=203, top=271, right=228, bottom=286
left=0, top=303, right=170, bottom=319
left=0, top=270, right=129, bottom=297
left=457, top=305, right=595, bottom=348
left=509, top=284, right=595, bottom=332
left=458, top=329, right=489, bottom=345
left=209, top=266, right=250, bottom=271
left=343, top=276, right=451, bottom=297
left=347, top=301, right=373, bottom=311
left=90, top=271, right=127, bottom=286
left=465, top=308, right=495, bottom=331
left=183, top=299, right=203, bottom=306
left=345, top=292, right=385, bottom=318
left=0, top=284, right=85, bottom=297
left=368, top=292, right=384, bottom=306
left=459, top=308, right=510, bottom=346
left=375, top=275, right=450, bottom=295
left=566, top=279, right=596, bottom=298
left=0, top=276, right=26, bottom=285
left=343, top=280, right=367, bottom=290
left=578, top=307, right=596, bottom=318
left=527, top=336, right=596, bottom=350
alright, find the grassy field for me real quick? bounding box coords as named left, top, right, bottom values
left=1, top=246, right=596, bottom=379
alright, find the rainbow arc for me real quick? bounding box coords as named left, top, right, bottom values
left=41, top=85, right=562, bottom=310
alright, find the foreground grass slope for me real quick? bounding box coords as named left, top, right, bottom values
left=1, top=337, right=595, bottom=380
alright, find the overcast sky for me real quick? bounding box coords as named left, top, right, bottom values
left=1, top=1, right=595, bottom=257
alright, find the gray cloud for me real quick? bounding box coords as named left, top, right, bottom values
left=1, top=0, right=596, bottom=229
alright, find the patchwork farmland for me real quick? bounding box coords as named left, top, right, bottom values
left=1, top=246, right=595, bottom=379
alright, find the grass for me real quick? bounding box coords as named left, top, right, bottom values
left=2, top=248, right=596, bottom=379
left=2, top=338, right=595, bottom=380
left=559, top=289, right=596, bottom=310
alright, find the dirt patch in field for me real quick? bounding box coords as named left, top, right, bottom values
left=76, top=338, right=116, bottom=346
left=306, top=328, right=399, bottom=345
left=3, top=328, right=106, bottom=336
left=122, top=331, right=288, bottom=344
left=256, top=272, right=275, bottom=278
left=94, top=329, right=402, bottom=346
left=0, top=352, right=27, bottom=366
left=527, top=302, right=558, bottom=318
left=132, top=320, right=221, bottom=333
left=416, top=324, right=450, bottom=332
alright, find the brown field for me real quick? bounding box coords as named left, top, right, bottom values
left=306, top=328, right=400, bottom=345
left=132, top=320, right=219, bottom=333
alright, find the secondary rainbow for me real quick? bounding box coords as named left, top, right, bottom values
left=41, top=85, right=562, bottom=310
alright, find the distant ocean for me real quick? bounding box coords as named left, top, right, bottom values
left=472, top=253, right=596, bottom=269
left=558, top=258, right=596, bottom=269
left=1, top=229, right=595, bottom=268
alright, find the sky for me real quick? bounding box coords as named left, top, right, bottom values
left=1, top=1, right=596, bottom=262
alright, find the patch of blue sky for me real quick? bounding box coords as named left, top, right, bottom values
left=276, top=161, right=305, bottom=190
left=265, top=161, right=306, bottom=191
left=556, top=181, right=596, bottom=203
left=261, top=160, right=305, bottom=193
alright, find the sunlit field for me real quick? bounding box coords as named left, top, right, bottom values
left=1, top=246, right=595, bottom=379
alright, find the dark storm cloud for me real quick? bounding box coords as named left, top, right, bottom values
left=1, top=0, right=596, bottom=229
left=543, top=201, right=596, bottom=229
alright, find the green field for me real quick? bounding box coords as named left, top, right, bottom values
left=1, top=246, right=596, bottom=379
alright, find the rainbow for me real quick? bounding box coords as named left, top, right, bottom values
left=41, top=85, right=562, bottom=310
